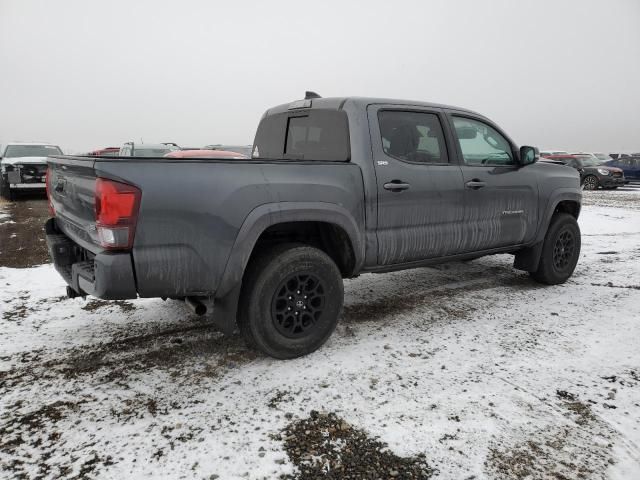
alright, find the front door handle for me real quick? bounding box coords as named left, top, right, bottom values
left=465, top=179, right=486, bottom=190
left=383, top=181, right=410, bottom=192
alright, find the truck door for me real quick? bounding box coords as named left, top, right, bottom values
left=447, top=113, right=538, bottom=251
left=368, top=105, right=466, bottom=265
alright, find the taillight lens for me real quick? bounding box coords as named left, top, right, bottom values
left=45, top=166, right=55, bottom=216
left=95, top=178, right=141, bottom=250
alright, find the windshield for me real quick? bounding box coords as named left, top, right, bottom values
left=576, top=156, right=599, bottom=167
left=4, top=145, right=62, bottom=158
left=135, top=148, right=173, bottom=157
left=594, top=153, right=611, bottom=162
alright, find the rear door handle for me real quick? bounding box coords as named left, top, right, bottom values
left=383, top=181, right=410, bottom=192
left=465, top=180, right=486, bottom=190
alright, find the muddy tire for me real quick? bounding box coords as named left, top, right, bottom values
left=530, top=213, right=581, bottom=285
left=582, top=175, right=599, bottom=190
left=238, top=244, right=343, bottom=359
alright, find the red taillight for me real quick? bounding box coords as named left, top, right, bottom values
left=45, top=166, right=55, bottom=216
left=94, top=177, right=141, bottom=250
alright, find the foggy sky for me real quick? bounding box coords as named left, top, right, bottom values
left=1, top=0, right=639, bottom=153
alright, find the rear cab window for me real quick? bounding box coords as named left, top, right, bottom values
left=253, top=109, right=350, bottom=161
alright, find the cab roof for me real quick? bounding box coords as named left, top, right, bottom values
left=264, top=96, right=483, bottom=117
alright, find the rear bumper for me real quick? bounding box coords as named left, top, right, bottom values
left=9, top=183, right=45, bottom=189
left=45, top=218, right=138, bottom=299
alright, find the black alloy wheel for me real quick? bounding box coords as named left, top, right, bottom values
left=530, top=213, right=581, bottom=285
left=552, top=230, right=575, bottom=271
left=271, top=273, right=326, bottom=339
left=238, top=244, right=343, bottom=359
left=582, top=175, right=599, bottom=190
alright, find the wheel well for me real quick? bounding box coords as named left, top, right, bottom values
left=251, top=221, right=356, bottom=277
left=554, top=200, right=580, bottom=219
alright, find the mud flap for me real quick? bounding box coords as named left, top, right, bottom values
left=211, top=284, right=242, bottom=335
left=513, top=241, right=543, bottom=272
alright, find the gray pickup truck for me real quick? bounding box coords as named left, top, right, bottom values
left=45, top=93, right=582, bottom=359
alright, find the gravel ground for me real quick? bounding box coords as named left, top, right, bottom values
left=1, top=189, right=639, bottom=479
left=0, top=193, right=50, bottom=268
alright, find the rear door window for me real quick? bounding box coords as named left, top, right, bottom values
left=378, top=110, right=449, bottom=164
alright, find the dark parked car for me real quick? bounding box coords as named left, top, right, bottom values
left=603, top=156, right=640, bottom=182
left=45, top=93, right=582, bottom=359
left=543, top=154, right=625, bottom=190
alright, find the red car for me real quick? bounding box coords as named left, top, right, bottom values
left=88, top=147, right=120, bottom=157
left=164, top=149, right=248, bottom=159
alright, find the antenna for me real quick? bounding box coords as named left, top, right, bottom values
left=305, top=91, right=321, bottom=99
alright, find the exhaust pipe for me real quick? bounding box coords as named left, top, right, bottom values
left=185, top=296, right=207, bottom=316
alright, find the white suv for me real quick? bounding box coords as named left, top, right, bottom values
left=0, top=142, right=63, bottom=200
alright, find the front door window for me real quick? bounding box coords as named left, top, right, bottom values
left=452, top=117, right=514, bottom=166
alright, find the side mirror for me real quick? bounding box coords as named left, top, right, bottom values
left=519, top=145, right=539, bottom=166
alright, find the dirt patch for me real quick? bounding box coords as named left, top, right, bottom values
left=591, top=281, right=640, bottom=290
left=0, top=322, right=256, bottom=390
left=0, top=196, right=50, bottom=268
left=0, top=397, right=114, bottom=479
left=2, top=294, right=66, bottom=325
left=486, top=388, right=616, bottom=479
left=486, top=423, right=613, bottom=480
left=0, top=400, right=80, bottom=447
left=555, top=389, right=597, bottom=426
left=82, top=299, right=137, bottom=313
left=343, top=269, right=536, bottom=325
left=278, top=411, right=434, bottom=479
left=268, top=389, right=292, bottom=409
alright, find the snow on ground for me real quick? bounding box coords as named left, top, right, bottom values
left=1, top=192, right=640, bottom=479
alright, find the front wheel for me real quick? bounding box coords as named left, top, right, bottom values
left=530, top=213, right=581, bottom=285
left=582, top=175, right=599, bottom=190
left=238, top=244, right=343, bottom=359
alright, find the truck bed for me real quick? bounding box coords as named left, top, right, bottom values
left=47, top=155, right=365, bottom=299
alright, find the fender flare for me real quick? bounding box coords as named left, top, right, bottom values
left=534, top=189, right=582, bottom=243
left=515, top=189, right=581, bottom=272
left=211, top=202, right=364, bottom=333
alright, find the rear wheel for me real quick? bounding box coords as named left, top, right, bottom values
left=238, top=244, right=343, bottom=359
left=530, top=213, right=581, bottom=285
left=582, top=175, right=599, bottom=190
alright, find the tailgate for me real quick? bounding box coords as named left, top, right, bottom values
left=48, top=156, right=100, bottom=251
